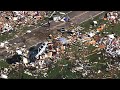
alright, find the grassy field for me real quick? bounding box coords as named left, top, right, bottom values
left=0, top=60, right=9, bottom=68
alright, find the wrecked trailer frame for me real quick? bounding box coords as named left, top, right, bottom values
left=28, top=42, right=48, bottom=62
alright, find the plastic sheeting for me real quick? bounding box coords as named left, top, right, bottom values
left=58, top=37, right=68, bottom=45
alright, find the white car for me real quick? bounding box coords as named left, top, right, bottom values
left=35, top=42, right=48, bottom=59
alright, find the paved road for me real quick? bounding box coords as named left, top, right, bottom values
left=0, top=11, right=105, bottom=59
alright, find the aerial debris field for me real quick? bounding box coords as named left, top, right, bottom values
left=0, top=11, right=120, bottom=79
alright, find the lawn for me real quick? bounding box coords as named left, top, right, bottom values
left=0, top=60, right=9, bottom=68
left=45, top=59, right=81, bottom=79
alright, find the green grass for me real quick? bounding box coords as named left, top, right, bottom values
left=87, top=45, right=96, bottom=52
left=80, top=12, right=107, bottom=33
left=105, top=23, right=120, bottom=36
left=8, top=71, right=20, bottom=79
left=8, top=67, right=35, bottom=79
left=43, top=59, right=80, bottom=79
left=0, top=60, right=9, bottom=68
left=20, top=71, right=35, bottom=79
left=0, top=30, right=16, bottom=42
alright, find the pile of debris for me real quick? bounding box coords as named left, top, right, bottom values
left=0, top=68, right=10, bottom=79
left=104, top=34, right=120, bottom=58
left=4, top=11, right=120, bottom=78
left=105, top=11, right=119, bottom=24
left=0, top=11, right=49, bottom=33
left=53, top=15, right=70, bottom=22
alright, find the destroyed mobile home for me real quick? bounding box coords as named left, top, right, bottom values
left=1, top=11, right=120, bottom=79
